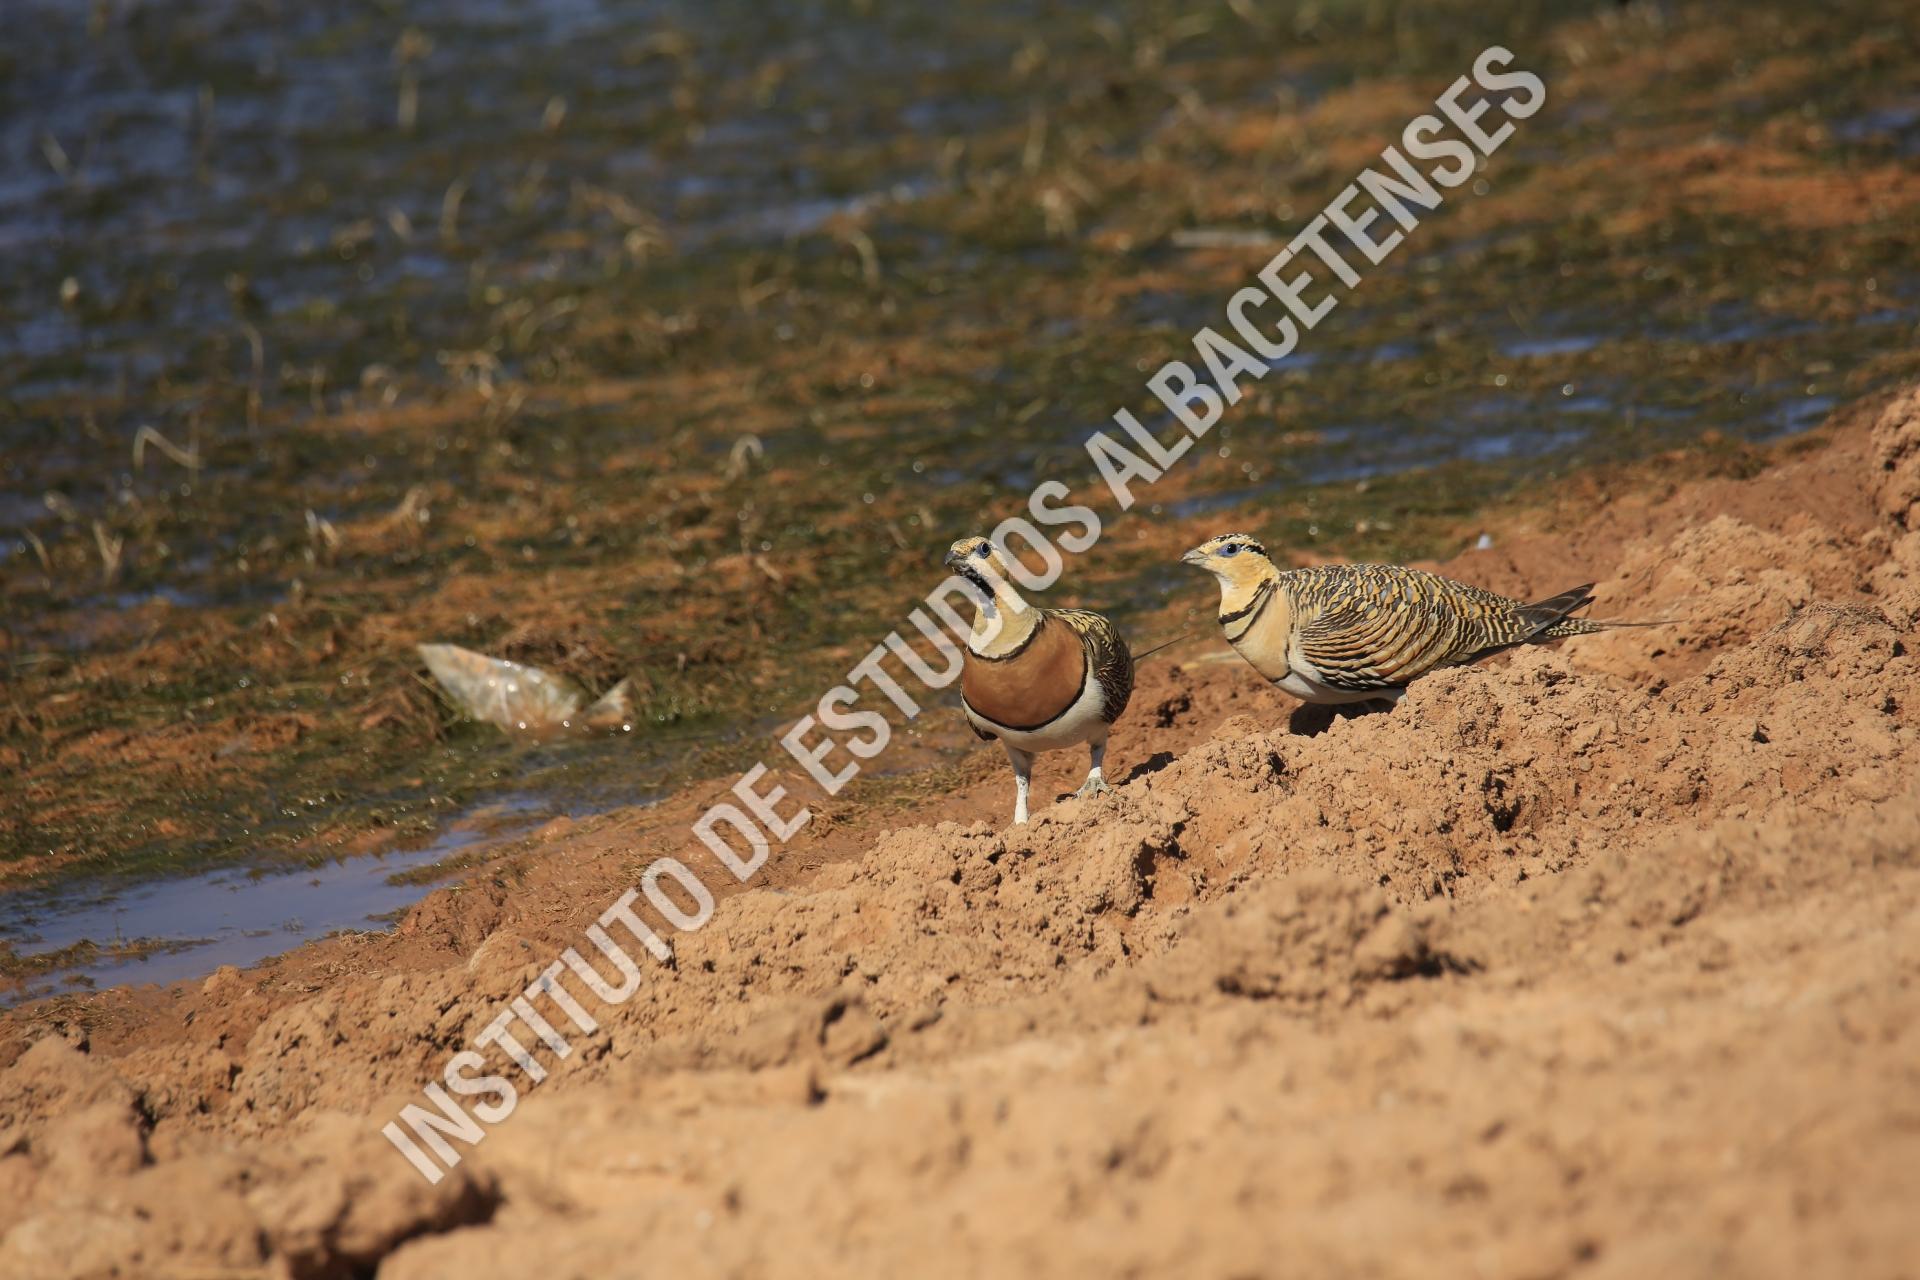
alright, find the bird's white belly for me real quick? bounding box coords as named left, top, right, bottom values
left=965, top=664, right=1109, bottom=752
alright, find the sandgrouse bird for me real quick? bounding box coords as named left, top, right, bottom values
left=1181, top=532, right=1640, bottom=705
left=945, top=535, right=1134, bottom=824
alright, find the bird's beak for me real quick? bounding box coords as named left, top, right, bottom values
left=943, top=548, right=963, bottom=568
left=1179, top=546, right=1207, bottom=566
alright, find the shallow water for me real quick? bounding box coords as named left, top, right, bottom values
left=0, top=792, right=568, bottom=1005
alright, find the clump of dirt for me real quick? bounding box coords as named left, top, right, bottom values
left=3, top=395, right=1919, bottom=1277
left=0, top=1039, right=497, bottom=1280
left=1872, top=384, right=1920, bottom=532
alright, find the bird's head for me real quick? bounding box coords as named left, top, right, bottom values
left=1180, top=532, right=1273, bottom=586
left=944, top=535, right=1014, bottom=592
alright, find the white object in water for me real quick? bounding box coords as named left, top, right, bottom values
left=418, top=643, right=632, bottom=734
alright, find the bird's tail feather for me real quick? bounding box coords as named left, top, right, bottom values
left=1542, top=615, right=1674, bottom=638
left=1517, top=582, right=1596, bottom=631
left=1522, top=583, right=1673, bottom=638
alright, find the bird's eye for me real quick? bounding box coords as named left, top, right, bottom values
left=972, top=544, right=991, bottom=559
left=1219, top=543, right=1240, bottom=558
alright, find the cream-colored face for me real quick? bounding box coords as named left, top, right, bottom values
left=1180, top=533, right=1272, bottom=585
left=944, top=534, right=1014, bottom=582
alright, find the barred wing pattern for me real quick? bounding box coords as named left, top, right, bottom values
left=1051, top=608, right=1135, bottom=724
left=1284, top=565, right=1583, bottom=695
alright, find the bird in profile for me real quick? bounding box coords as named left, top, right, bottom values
left=1181, top=532, right=1651, bottom=705
left=945, top=535, right=1134, bottom=824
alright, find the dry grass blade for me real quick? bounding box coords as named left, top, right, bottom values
left=1022, top=106, right=1047, bottom=174
left=304, top=510, right=342, bottom=562
left=841, top=228, right=881, bottom=286
left=440, top=176, right=469, bottom=247
left=724, top=434, right=765, bottom=480
left=512, top=297, right=581, bottom=350
left=132, top=425, right=201, bottom=480
left=397, top=70, right=420, bottom=132
left=19, top=527, right=51, bottom=574
left=91, top=520, right=123, bottom=584
left=1174, top=225, right=1281, bottom=250
left=241, top=323, right=265, bottom=433
left=377, top=486, right=432, bottom=542
left=39, top=132, right=72, bottom=180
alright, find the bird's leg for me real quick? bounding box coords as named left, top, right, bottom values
left=1073, top=739, right=1111, bottom=798
left=1005, top=744, right=1034, bottom=824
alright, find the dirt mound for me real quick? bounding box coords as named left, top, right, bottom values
left=1872, top=384, right=1920, bottom=531
left=4, top=395, right=1919, bottom=1277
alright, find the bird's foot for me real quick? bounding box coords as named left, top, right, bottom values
left=1073, top=774, right=1111, bottom=799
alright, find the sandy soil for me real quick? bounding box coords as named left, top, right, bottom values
left=3, top=386, right=1919, bottom=1278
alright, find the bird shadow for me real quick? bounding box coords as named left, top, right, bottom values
left=1121, top=752, right=1175, bottom=784
left=1051, top=751, right=1174, bottom=803
left=1287, top=701, right=1394, bottom=737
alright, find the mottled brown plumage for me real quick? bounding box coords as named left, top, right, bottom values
left=1183, top=533, right=1645, bottom=704
left=1284, top=564, right=1605, bottom=692
left=1052, top=608, right=1135, bottom=723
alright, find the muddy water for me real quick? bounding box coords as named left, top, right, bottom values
left=0, top=792, right=579, bottom=1007
left=4, top=0, right=1919, bottom=995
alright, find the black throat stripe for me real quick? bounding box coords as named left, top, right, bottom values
left=963, top=687, right=1082, bottom=734
left=970, top=611, right=1045, bottom=663
left=1220, top=580, right=1275, bottom=641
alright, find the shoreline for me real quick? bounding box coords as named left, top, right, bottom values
left=0, top=388, right=1886, bottom=1004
